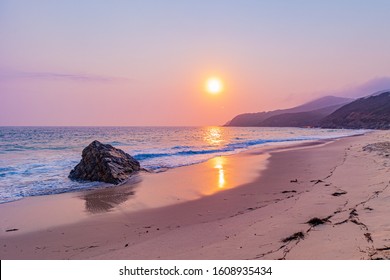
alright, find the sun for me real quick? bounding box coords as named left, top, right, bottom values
left=206, top=78, right=223, bottom=94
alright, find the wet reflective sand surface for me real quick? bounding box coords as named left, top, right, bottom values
left=81, top=152, right=269, bottom=214
left=0, top=150, right=269, bottom=235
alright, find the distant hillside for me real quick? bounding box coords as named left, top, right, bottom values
left=224, top=110, right=279, bottom=127
left=290, top=96, right=353, bottom=112
left=320, top=92, right=390, bottom=129
left=225, top=96, right=353, bottom=127
left=258, top=104, right=344, bottom=127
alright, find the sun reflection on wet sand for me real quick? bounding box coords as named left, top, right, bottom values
left=78, top=151, right=269, bottom=213
left=214, top=157, right=226, bottom=189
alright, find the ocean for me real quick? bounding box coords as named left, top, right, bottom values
left=0, top=126, right=366, bottom=203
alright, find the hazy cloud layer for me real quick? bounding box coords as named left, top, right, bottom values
left=330, top=77, right=390, bottom=98
left=0, top=69, right=129, bottom=83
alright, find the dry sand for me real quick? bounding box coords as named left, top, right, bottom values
left=0, top=131, right=389, bottom=260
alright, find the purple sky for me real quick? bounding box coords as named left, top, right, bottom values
left=1, top=0, right=390, bottom=126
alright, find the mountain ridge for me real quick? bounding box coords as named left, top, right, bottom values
left=225, top=96, right=353, bottom=127
left=257, top=104, right=345, bottom=128
left=320, top=92, right=390, bottom=129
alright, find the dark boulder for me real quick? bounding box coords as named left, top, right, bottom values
left=69, top=140, right=141, bottom=184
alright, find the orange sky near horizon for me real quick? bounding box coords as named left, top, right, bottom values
left=1, top=0, right=390, bottom=126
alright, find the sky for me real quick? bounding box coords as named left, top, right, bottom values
left=1, top=0, right=390, bottom=126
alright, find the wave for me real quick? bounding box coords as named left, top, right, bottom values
left=133, top=137, right=315, bottom=163
left=134, top=152, right=171, bottom=160
left=0, top=145, right=71, bottom=152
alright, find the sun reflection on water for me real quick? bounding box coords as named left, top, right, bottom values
left=204, top=127, right=223, bottom=145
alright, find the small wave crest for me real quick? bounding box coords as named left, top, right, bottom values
left=133, top=137, right=311, bottom=170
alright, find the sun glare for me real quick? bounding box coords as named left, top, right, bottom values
left=206, top=78, right=223, bottom=94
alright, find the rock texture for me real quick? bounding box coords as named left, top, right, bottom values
left=320, top=92, right=390, bottom=129
left=69, top=140, right=140, bottom=184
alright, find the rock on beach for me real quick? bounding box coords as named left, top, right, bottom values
left=69, top=140, right=140, bottom=184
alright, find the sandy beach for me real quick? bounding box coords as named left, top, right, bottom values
left=0, top=131, right=389, bottom=260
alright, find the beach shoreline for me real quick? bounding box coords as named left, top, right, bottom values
left=1, top=131, right=389, bottom=260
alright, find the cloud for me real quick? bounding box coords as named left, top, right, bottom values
left=0, top=69, right=129, bottom=83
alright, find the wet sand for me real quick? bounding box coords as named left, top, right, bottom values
left=0, top=131, right=389, bottom=260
